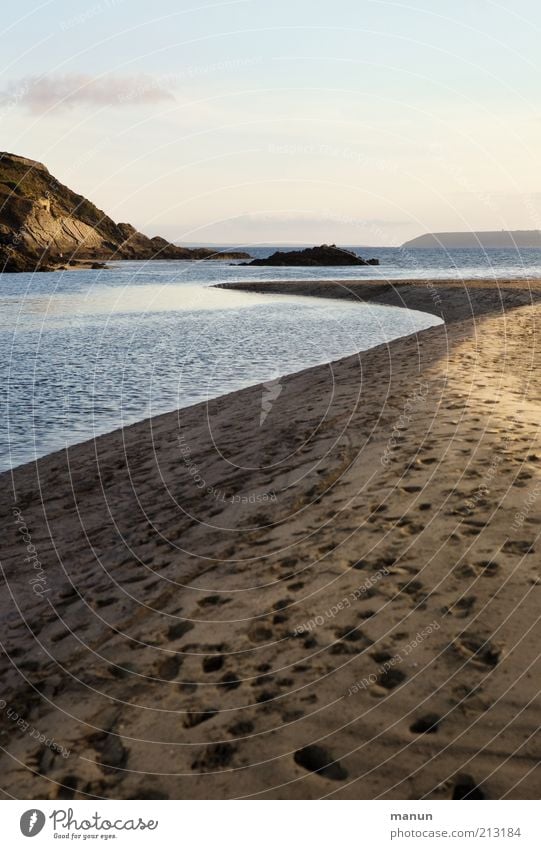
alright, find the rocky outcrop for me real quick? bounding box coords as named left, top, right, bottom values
left=241, top=244, right=379, bottom=267
left=0, top=151, right=250, bottom=272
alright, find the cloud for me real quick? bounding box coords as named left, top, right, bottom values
left=0, top=74, right=175, bottom=113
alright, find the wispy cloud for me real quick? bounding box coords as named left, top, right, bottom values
left=0, top=74, right=175, bottom=113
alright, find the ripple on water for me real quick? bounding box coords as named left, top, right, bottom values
left=0, top=266, right=443, bottom=470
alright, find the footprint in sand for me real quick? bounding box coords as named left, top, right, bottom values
left=294, top=745, right=348, bottom=780
left=191, top=742, right=236, bottom=772
left=56, top=775, right=80, bottom=799
left=476, top=559, right=500, bottom=576
left=452, top=684, right=491, bottom=716
left=89, top=732, right=128, bottom=773
left=410, top=713, right=440, bottom=734
left=452, top=633, right=502, bottom=668
left=443, top=595, right=476, bottom=619
left=128, top=788, right=169, bottom=799
left=228, top=719, right=255, bottom=736
left=167, top=621, right=194, bottom=640
left=202, top=655, right=224, bottom=673
left=197, top=595, right=230, bottom=608
left=352, top=555, right=395, bottom=572
left=370, top=667, right=407, bottom=697
left=503, top=539, right=535, bottom=555
left=451, top=774, right=486, bottom=799
left=157, top=655, right=182, bottom=679
left=397, top=517, right=425, bottom=536
left=256, top=688, right=280, bottom=704
left=330, top=627, right=373, bottom=655
left=455, top=560, right=499, bottom=579
left=247, top=622, right=273, bottom=643
left=37, top=748, right=61, bottom=776
left=220, top=672, right=241, bottom=690
left=334, top=625, right=370, bottom=643
left=183, top=708, right=218, bottom=728
left=274, top=598, right=293, bottom=610
left=273, top=612, right=288, bottom=624
left=388, top=579, right=427, bottom=609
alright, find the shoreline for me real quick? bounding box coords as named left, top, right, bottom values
left=216, top=276, right=541, bottom=323
left=1, top=278, right=540, bottom=799
left=1, top=288, right=441, bottom=476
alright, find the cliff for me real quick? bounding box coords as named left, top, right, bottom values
left=0, top=152, right=249, bottom=271
left=402, top=230, right=541, bottom=249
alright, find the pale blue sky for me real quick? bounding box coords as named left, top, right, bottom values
left=1, top=0, right=541, bottom=244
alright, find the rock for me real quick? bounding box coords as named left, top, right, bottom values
left=0, top=250, right=25, bottom=272
left=0, top=150, right=251, bottom=272
left=241, top=244, right=379, bottom=267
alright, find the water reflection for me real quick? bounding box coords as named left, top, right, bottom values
left=0, top=265, right=443, bottom=471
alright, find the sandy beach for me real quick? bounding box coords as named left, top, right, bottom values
left=1, top=277, right=540, bottom=800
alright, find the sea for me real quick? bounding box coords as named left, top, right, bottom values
left=2, top=245, right=541, bottom=472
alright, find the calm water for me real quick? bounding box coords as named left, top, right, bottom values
left=2, top=245, right=540, bottom=472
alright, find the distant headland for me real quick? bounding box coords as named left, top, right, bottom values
left=403, top=230, right=541, bottom=249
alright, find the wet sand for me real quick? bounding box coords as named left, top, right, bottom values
left=1, top=278, right=540, bottom=800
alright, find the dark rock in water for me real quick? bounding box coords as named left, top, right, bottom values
left=241, top=244, right=379, bottom=267
left=0, top=150, right=251, bottom=272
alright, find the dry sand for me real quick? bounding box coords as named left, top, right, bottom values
left=1, top=278, right=540, bottom=800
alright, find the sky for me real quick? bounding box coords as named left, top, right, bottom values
left=1, top=0, right=541, bottom=246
